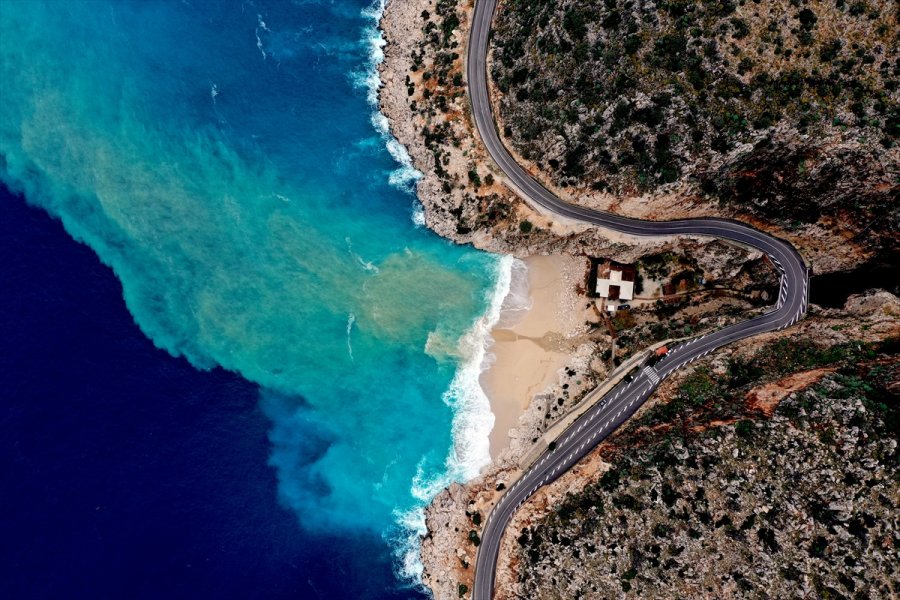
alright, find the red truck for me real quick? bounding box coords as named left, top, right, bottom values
left=647, top=345, right=670, bottom=367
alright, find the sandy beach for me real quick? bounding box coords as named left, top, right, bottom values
left=481, top=255, right=587, bottom=459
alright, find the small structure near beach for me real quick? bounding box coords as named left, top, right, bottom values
left=596, top=261, right=636, bottom=303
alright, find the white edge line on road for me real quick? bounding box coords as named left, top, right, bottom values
left=468, top=0, right=811, bottom=588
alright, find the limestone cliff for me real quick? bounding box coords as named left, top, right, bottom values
left=379, top=0, right=898, bottom=275
left=418, top=291, right=899, bottom=599
left=377, top=0, right=899, bottom=597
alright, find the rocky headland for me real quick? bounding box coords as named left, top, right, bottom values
left=377, top=0, right=899, bottom=598
left=379, top=0, right=898, bottom=273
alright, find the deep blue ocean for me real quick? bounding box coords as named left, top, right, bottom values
left=0, top=187, right=415, bottom=599
left=0, top=1, right=507, bottom=598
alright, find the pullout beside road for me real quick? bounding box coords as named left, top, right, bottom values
left=465, top=1, right=810, bottom=597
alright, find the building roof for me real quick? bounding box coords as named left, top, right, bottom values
left=596, top=265, right=634, bottom=301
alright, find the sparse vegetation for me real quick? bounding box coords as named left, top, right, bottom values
left=512, top=336, right=899, bottom=598
left=640, top=337, right=884, bottom=427
left=492, top=0, right=898, bottom=249
left=467, top=529, right=481, bottom=546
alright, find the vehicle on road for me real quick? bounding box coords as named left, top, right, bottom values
left=646, top=345, right=669, bottom=367
left=624, top=365, right=641, bottom=383
left=464, top=1, right=809, bottom=596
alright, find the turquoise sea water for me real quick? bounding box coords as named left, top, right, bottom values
left=0, top=0, right=504, bottom=585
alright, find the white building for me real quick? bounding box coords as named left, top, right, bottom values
left=596, top=263, right=635, bottom=302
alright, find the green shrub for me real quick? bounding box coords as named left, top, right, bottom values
left=735, top=419, right=754, bottom=438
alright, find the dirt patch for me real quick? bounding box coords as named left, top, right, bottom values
left=745, top=368, right=837, bottom=416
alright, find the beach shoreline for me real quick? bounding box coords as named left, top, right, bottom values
left=480, top=255, right=587, bottom=460
left=374, top=0, right=609, bottom=469
left=374, top=2, right=610, bottom=589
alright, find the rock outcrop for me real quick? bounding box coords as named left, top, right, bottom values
left=491, top=0, right=899, bottom=270
left=377, top=0, right=809, bottom=268
left=417, top=291, right=900, bottom=599
left=380, top=0, right=897, bottom=275
left=377, top=0, right=899, bottom=597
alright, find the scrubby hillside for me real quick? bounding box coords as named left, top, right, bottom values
left=492, top=0, right=899, bottom=256
left=507, top=299, right=899, bottom=599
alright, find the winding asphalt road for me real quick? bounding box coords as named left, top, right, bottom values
left=466, top=1, right=810, bottom=597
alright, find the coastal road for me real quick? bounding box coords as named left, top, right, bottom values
left=465, top=0, right=810, bottom=597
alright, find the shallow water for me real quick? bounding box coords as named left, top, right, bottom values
left=0, top=0, right=502, bottom=595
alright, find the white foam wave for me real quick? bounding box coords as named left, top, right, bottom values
left=346, top=236, right=379, bottom=273
left=255, top=14, right=271, bottom=60
left=255, top=31, right=267, bottom=60
left=391, top=513, right=427, bottom=583
left=360, top=0, right=521, bottom=586
left=411, top=204, right=426, bottom=228
left=495, top=258, right=532, bottom=329
left=392, top=255, right=518, bottom=584
left=357, top=0, right=423, bottom=204
left=346, top=312, right=356, bottom=362
left=439, top=257, right=515, bottom=482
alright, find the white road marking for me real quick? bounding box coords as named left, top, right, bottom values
left=467, top=3, right=813, bottom=579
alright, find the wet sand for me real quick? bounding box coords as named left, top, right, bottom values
left=481, top=255, right=585, bottom=459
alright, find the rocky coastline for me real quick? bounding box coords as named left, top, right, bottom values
left=377, top=0, right=898, bottom=598
left=377, top=0, right=760, bottom=265
left=378, top=0, right=893, bottom=276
